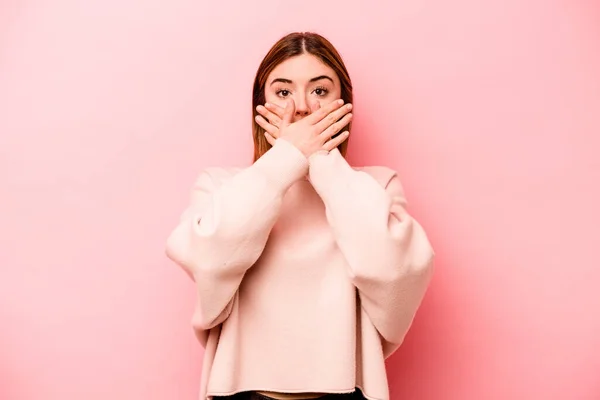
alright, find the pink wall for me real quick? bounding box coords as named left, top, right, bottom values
left=1, top=0, right=599, bottom=399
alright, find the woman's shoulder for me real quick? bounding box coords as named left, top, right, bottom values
left=194, top=165, right=401, bottom=191
left=353, top=165, right=399, bottom=188
left=200, top=166, right=243, bottom=180
left=191, top=167, right=243, bottom=190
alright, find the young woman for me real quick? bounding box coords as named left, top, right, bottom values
left=165, top=32, right=435, bottom=400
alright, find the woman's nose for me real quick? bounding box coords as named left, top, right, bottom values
left=294, top=96, right=310, bottom=117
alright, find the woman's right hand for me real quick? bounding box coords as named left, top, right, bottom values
left=255, top=98, right=353, bottom=158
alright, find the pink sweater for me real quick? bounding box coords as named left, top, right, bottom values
left=165, top=139, right=435, bottom=400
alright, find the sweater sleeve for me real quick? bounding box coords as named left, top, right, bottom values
left=308, top=149, right=435, bottom=358
left=165, top=139, right=308, bottom=336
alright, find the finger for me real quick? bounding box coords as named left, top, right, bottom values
left=311, top=101, right=321, bottom=113
left=255, top=114, right=279, bottom=136
left=318, top=112, right=353, bottom=141
left=282, top=98, right=295, bottom=125
left=315, top=102, right=352, bottom=132
left=256, top=105, right=282, bottom=127
left=264, top=131, right=277, bottom=146
left=264, top=102, right=286, bottom=120
left=322, top=131, right=350, bottom=151
left=305, top=98, right=345, bottom=125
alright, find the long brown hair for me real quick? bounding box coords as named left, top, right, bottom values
left=252, top=32, right=354, bottom=162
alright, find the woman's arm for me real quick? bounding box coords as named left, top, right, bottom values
left=166, top=139, right=308, bottom=333
left=308, top=149, right=435, bottom=358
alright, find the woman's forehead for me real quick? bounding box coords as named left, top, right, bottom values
left=267, top=54, right=338, bottom=84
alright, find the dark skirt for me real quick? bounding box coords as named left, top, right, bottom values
left=213, top=388, right=366, bottom=400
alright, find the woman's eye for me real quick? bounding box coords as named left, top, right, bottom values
left=277, top=90, right=291, bottom=97
left=314, top=88, right=328, bottom=96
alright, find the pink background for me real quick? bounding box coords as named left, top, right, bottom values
left=1, top=0, right=599, bottom=399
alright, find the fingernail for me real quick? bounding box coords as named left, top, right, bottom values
left=265, top=103, right=270, bottom=108
left=338, top=99, right=344, bottom=105
left=346, top=104, right=353, bottom=110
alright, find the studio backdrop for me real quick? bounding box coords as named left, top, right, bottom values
left=1, top=0, right=599, bottom=399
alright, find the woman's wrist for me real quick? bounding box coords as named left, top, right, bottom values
left=253, top=138, right=309, bottom=189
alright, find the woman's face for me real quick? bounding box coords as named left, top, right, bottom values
left=264, top=53, right=342, bottom=122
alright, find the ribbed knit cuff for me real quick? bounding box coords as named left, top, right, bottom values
left=308, top=148, right=355, bottom=197
left=253, top=138, right=309, bottom=190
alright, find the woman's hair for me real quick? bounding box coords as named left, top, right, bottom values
left=251, top=32, right=354, bottom=161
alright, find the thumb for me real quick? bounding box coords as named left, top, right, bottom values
left=282, top=98, right=295, bottom=124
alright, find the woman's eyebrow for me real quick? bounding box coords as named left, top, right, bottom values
left=270, top=78, right=293, bottom=86
left=309, top=75, right=334, bottom=83
left=269, top=75, right=334, bottom=86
